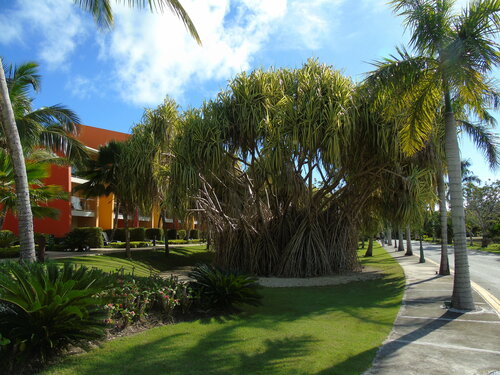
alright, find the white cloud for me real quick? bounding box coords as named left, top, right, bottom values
left=0, top=0, right=87, bottom=68
left=66, top=75, right=100, bottom=99
left=2, top=0, right=347, bottom=105
left=100, top=0, right=349, bottom=105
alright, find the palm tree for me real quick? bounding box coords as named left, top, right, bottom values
left=0, top=0, right=200, bottom=262
left=0, top=149, right=68, bottom=229
left=0, top=61, right=89, bottom=261
left=367, top=0, right=500, bottom=310
left=0, top=61, right=35, bottom=261
left=74, top=140, right=125, bottom=241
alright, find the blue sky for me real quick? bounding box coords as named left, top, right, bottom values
left=1, top=0, right=498, bottom=181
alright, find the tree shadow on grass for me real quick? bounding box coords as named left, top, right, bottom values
left=56, top=325, right=317, bottom=375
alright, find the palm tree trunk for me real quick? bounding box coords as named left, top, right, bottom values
left=110, top=200, right=121, bottom=242
left=387, top=227, right=392, bottom=246
left=419, top=235, right=425, bottom=263
left=405, top=225, right=413, bottom=256
left=444, top=91, right=474, bottom=310
left=161, top=210, right=170, bottom=256
left=397, top=228, right=404, bottom=251
left=124, top=210, right=131, bottom=260
left=437, top=172, right=450, bottom=275
left=0, top=61, right=36, bottom=262
left=364, top=236, right=373, bottom=257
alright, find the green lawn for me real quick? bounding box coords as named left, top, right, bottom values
left=53, top=245, right=214, bottom=277
left=467, top=241, right=500, bottom=254
left=43, top=243, right=404, bottom=375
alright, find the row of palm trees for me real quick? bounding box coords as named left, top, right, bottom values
left=0, top=0, right=498, bottom=311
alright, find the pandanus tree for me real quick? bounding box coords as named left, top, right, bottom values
left=137, top=97, right=179, bottom=256
left=365, top=0, right=500, bottom=310
left=168, top=60, right=404, bottom=277
left=0, top=0, right=200, bottom=262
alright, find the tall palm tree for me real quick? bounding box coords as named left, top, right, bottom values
left=4, top=62, right=89, bottom=167
left=367, top=0, right=500, bottom=310
left=0, top=61, right=89, bottom=261
left=0, top=0, right=200, bottom=262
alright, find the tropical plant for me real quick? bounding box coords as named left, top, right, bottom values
left=188, top=263, right=262, bottom=311
left=168, top=60, right=410, bottom=277
left=0, top=262, right=111, bottom=371
left=75, top=140, right=125, bottom=243
left=464, top=180, right=500, bottom=247
left=365, top=0, right=500, bottom=310
left=0, top=230, right=17, bottom=248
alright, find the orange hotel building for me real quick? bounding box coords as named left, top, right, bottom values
left=4, top=124, right=170, bottom=237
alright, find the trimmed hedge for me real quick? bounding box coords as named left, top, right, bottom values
left=189, top=229, right=200, bottom=239
left=106, top=241, right=150, bottom=249
left=130, top=227, right=146, bottom=242
left=65, top=227, right=104, bottom=249
left=0, top=246, right=20, bottom=259
left=167, top=229, right=177, bottom=240
left=145, top=228, right=163, bottom=241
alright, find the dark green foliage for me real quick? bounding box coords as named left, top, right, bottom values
left=189, top=229, right=199, bottom=239
left=0, top=262, right=111, bottom=371
left=0, top=246, right=20, bottom=259
left=0, top=230, right=17, bottom=248
left=167, top=229, right=177, bottom=240
left=105, top=228, right=126, bottom=242
left=177, top=229, right=187, bottom=240
left=146, top=228, right=163, bottom=241
left=130, top=227, right=146, bottom=242
left=188, top=264, right=262, bottom=310
left=65, top=227, right=104, bottom=249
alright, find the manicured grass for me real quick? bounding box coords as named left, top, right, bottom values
left=43, top=244, right=404, bottom=375
left=53, top=245, right=214, bottom=277
left=468, top=241, right=500, bottom=254
left=107, top=245, right=214, bottom=271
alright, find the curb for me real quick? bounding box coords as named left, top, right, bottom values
left=424, top=256, right=500, bottom=316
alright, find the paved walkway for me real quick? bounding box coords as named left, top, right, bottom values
left=364, top=244, right=500, bottom=375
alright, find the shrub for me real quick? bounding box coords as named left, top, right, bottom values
left=146, top=228, right=163, bottom=241
left=98, top=274, right=193, bottom=327
left=130, top=227, right=146, bottom=242
left=0, top=246, right=20, bottom=259
left=64, top=227, right=104, bottom=249
left=166, top=229, right=177, bottom=240
left=189, top=229, right=200, bottom=239
left=188, top=264, right=262, bottom=311
left=106, top=241, right=150, bottom=249
left=0, top=262, right=111, bottom=371
left=177, top=229, right=187, bottom=240
left=104, top=228, right=127, bottom=242
left=0, top=231, right=17, bottom=248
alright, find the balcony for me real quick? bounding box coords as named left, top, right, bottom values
left=71, top=196, right=96, bottom=217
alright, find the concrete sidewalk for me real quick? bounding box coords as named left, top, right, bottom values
left=364, top=245, right=500, bottom=375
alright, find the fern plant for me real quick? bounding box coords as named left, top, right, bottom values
left=188, top=264, right=262, bottom=311
left=0, top=262, right=111, bottom=370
